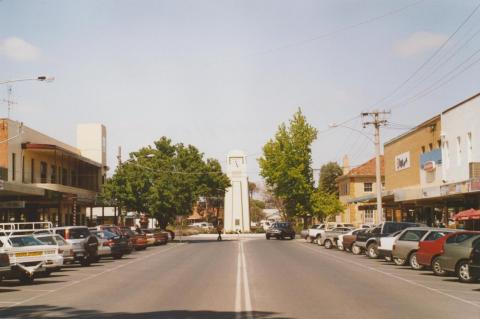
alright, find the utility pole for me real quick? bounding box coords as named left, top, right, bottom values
left=362, top=110, right=390, bottom=224
left=117, top=146, right=122, bottom=166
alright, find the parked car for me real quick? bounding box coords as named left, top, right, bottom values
left=392, top=228, right=458, bottom=269
left=54, top=226, right=98, bottom=266
left=436, top=232, right=480, bottom=283
left=92, top=230, right=127, bottom=259
left=417, top=231, right=479, bottom=276
left=342, top=229, right=369, bottom=254
left=266, top=222, right=295, bottom=240
left=190, top=222, right=214, bottom=230
left=355, top=221, right=419, bottom=258
left=119, top=227, right=148, bottom=251
left=305, top=224, right=325, bottom=243
left=35, top=233, right=75, bottom=265
left=319, top=227, right=355, bottom=249
left=0, top=234, right=63, bottom=283
left=378, top=230, right=403, bottom=261
left=91, top=225, right=133, bottom=254
left=142, top=229, right=169, bottom=245
left=469, top=240, right=480, bottom=278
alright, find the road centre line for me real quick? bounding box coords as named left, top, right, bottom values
left=0, top=243, right=184, bottom=312
left=298, top=243, right=480, bottom=309
left=235, top=239, right=253, bottom=319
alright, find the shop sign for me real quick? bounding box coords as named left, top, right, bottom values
left=0, top=201, right=25, bottom=209
left=440, top=181, right=468, bottom=196
left=423, top=161, right=436, bottom=172
left=395, top=152, right=410, bottom=171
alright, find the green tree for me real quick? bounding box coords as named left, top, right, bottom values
left=102, top=137, right=230, bottom=229
left=258, top=108, right=318, bottom=221
left=319, top=162, right=343, bottom=196
left=250, top=199, right=266, bottom=223
left=312, top=189, right=344, bottom=221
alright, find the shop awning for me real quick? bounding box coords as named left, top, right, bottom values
left=22, top=143, right=102, bottom=168
left=453, top=209, right=480, bottom=221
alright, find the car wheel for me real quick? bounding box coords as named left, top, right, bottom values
left=290, top=234, right=295, bottom=240
left=266, top=235, right=270, bottom=240
left=409, top=252, right=424, bottom=270
left=113, top=254, right=123, bottom=260
left=80, top=257, right=91, bottom=267
left=324, top=240, right=332, bottom=249
left=19, top=273, right=34, bottom=284
left=432, top=256, right=447, bottom=276
left=280, top=235, right=285, bottom=240
left=456, top=260, right=477, bottom=283
left=367, top=243, right=379, bottom=259
left=393, top=257, right=407, bottom=266
left=352, top=244, right=362, bottom=255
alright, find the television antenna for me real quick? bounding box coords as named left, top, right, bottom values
left=1, top=85, right=17, bottom=118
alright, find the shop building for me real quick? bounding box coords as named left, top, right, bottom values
left=0, top=119, right=107, bottom=225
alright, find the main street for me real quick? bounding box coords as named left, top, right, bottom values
left=1, top=236, right=479, bottom=319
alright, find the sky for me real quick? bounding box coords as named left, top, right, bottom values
left=1, top=0, right=480, bottom=184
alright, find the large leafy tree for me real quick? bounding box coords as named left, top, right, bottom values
left=103, top=137, right=230, bottom=228
left=319, top=162, right=343, bottom=196
left=258, top=108, right=318, bottom=221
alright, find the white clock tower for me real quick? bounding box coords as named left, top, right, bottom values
left=224, top=150, right=250, bottom=232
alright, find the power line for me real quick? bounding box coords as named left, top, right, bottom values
left=368, top=1, right=480, bottom=109
left=237, top=0, right=426, bottom=59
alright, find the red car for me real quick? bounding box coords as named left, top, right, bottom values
left=417, top=230, right=478, bottom=275
left=142, top=229, right=169, bottom=245
left=119, top=227, right=148, bottom=251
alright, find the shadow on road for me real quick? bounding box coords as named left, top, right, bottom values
left=0, top=305, right=293, bottom=319
left=0, top=280, right=67, bottom=287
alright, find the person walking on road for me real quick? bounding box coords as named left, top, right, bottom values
left=217, top=223, right=223, bottom=241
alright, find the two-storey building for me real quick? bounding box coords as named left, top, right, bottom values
left=0, top=119, right=107, bottom=225
left=336, top=156, right=384, bottom=226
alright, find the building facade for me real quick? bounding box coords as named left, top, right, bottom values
left=336, top=156, right=384, bottom=226
left=0, top=119, right=107, bottom=225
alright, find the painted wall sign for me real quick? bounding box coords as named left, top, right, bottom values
left=423, top=161, right=436, bottom=172
left=395, top=152, right=410, bottom=171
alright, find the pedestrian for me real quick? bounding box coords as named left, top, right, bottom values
left=135, top=224, right=142, bottom=234
left=217, top=223, right=223, bottom=241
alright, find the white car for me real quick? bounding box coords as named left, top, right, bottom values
left=0, top=234, right=63, bottom=283
left=378, top=230, right=403, bottom=261
left=190, top=222, right=214, bottom=230
left=35, top=233, right=75, bottom=265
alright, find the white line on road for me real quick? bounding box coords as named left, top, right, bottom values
left=299, top=243, right=480, bottom=309
left=235, top=239, right=253, bottom=319
left=0, top=243, right=184, bottom=312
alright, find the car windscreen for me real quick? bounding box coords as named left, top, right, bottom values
left=69, top=228, right=91, bottom=239
left=122, top=228, right=135, bottom=236
left=9, top=236, right=45, bottom=247
left=383, top=223, right=416, bottom=234
left=54, top=235, right=68, bottom=245
left=276, top=223, right=290, bottom=229
left=102, top=230, right=119, bottom=239
left=37, top=236, right=57, bottom=245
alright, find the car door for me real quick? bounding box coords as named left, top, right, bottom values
left=395, top=230, right=428, bottom=259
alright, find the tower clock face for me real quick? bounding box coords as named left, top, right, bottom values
left=229, top=157, right=243, bottom=168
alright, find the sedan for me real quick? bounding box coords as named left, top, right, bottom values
left=266, top=222, right=295, bottom=240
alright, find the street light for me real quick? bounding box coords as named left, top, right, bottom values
left=0, top=76, right=55, bottom=85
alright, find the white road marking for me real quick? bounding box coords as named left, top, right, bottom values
left=0, top=244, right=184, bottom=312
left=299, top=243, right=480, bottom=309
left=235, top=239, right=253, bottom=319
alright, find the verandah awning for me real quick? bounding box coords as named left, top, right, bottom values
left=453, top=209, right=480, bottom=221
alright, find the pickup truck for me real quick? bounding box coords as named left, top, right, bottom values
left=307, top=223, right=354, bottom=244
left=355, top=222, right=419, bottom=258
left=319, top=227, right=355, bottom=249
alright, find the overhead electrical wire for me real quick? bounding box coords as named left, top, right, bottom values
left=367, top=1, right=480, bottom=109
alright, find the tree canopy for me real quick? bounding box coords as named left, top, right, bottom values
left=319, top=162, right=344, bottom=196
left=258, top=108, right=318, bottom=220
left=103, top=137, right=230, bottom=228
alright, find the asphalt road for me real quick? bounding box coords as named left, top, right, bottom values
left=0, top=235, right=479, bottom=319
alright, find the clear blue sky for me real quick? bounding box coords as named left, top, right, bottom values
left=1, top=0, right=479, bottom=182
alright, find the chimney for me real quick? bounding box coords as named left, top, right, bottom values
left=342, top=155, right=350, bottom=175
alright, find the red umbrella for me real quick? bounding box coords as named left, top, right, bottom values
left=453, top=209, right=480, bottom=221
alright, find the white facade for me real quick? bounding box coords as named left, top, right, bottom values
left=224, top=150, right=250, bottom=232
left=441, top=94, right=480, bottom=184
left=76, top=123, right=107, bottom=168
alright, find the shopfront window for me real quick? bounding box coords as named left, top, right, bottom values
left=40, top=161, right=48, bottom=183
